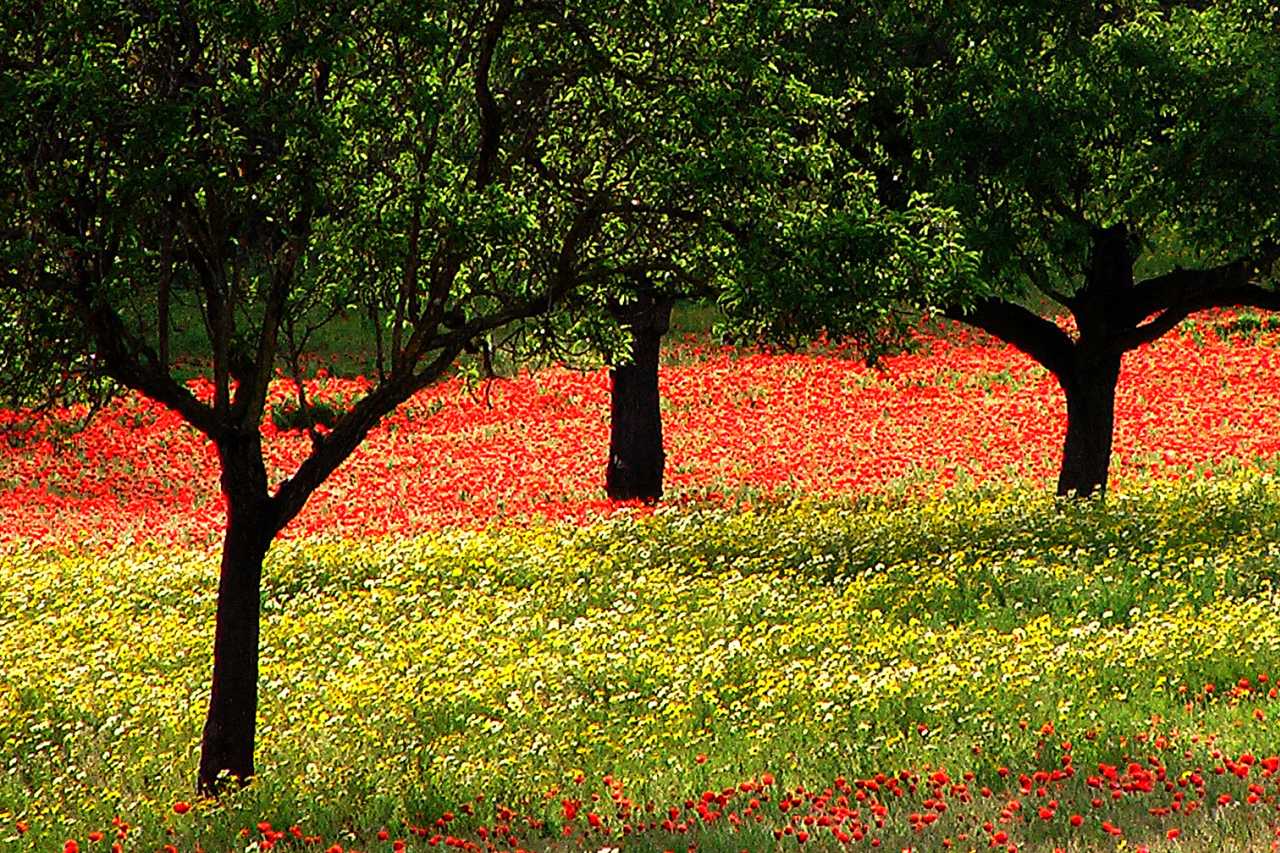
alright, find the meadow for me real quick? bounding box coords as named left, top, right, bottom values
left=3, top=315, right=1280, bottom=852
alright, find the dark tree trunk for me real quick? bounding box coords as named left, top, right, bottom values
left=606, top=294, right=674, bottom=502
left=1054, top=225, right=1132, bottom=499
left=197, top=433, right=278, bottom=795
left=1055, top=351, right=1121, bottom=499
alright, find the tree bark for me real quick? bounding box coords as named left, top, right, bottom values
left=1055, top=351, right=1121, bottom=499
left=606, top=294, right=674, bottom=502
left=197, top=433, right=278, bottom=795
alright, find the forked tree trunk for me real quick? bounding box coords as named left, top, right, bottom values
left=197, top=435, right=278, bottom=794
left=607, top=294, right=674, bottom=502
left=1056, top=352, right=1121, bottom=499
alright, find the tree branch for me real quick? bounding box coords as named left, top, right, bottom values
left=473, top=0, right=514, bottom=190
left=231, top=231, right=305, bottom=429
left=1115, top=283, right=1280, bottom=351
left=270, top=339, right=465, bottom=529
left=67, top=276, right=221, bottom=437
left=1126, top=249, right=1278, bottom=321
left=944, top=298, right=1076, bottom=380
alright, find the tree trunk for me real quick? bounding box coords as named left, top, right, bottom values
left=606, top=294, right=674, bottom=502
left=1056, top=352, right=1121, bottom=499
left=197, top=435, right=277, bottom=794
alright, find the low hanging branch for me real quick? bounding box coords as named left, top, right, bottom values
left=943, top=298, right=1075, bottom=381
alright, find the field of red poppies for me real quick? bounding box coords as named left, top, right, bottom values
left=4, top=313, right=1280, bottom=553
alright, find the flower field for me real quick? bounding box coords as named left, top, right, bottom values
left=4, top=316, right=1280, bottom=852
left=5, top=316, right=1280, bottom=553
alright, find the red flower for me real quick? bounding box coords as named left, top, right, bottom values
left=13, top=314, right=1280, bottom=550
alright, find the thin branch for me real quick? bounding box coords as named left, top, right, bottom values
left=1006, top=239, right=1077, bottom=311
left=280, top=312, right=326, bottom=451
left=231, top=228, right=306, bottom=428
left=157, top=233, right=173, bottom=372
left=270, top=336, right=466, bottom=529
left=61, top=270, right=221, bottom=437
left=367, top=297, right=387, bottom=383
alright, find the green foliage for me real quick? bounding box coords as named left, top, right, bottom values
left=835, top=0, right=1280, bottom=296
left=703, top=3, right=985, bottom=355
left=719, top=195, right=981, bottom=356
left=1, top=0, right=820, bottom=409
left=1, top=0, right=364, bottom=404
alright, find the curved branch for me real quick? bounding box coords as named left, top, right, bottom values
left=944, top=298, right=1075, bottom=380
left=231, top=231, right=307, bottom=429
left=1114, top=247, right=1280, bottom=350
left=271, top=372, right=433, bottom=530
left=1127, top=248, right=1279, bottom=321
left=79, top=292, right=221, bottom=437
left=1115, top=284, right=1280, bottom=351
left=1127, top=260, right=1253, bottom=319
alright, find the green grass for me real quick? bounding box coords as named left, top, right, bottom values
left=3, top=474, right=1280, bottom=851
left=669, top=300, right=724, bottom=339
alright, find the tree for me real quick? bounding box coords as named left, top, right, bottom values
left=0, top=0, right=791, bottom=793
left=591, top=5, right=982, bottom=503
left=604, top=18, right=972, bottom=504
left=509, top=1, right=976, bottom=506
left=813, top=0, right=1280, bottom=496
